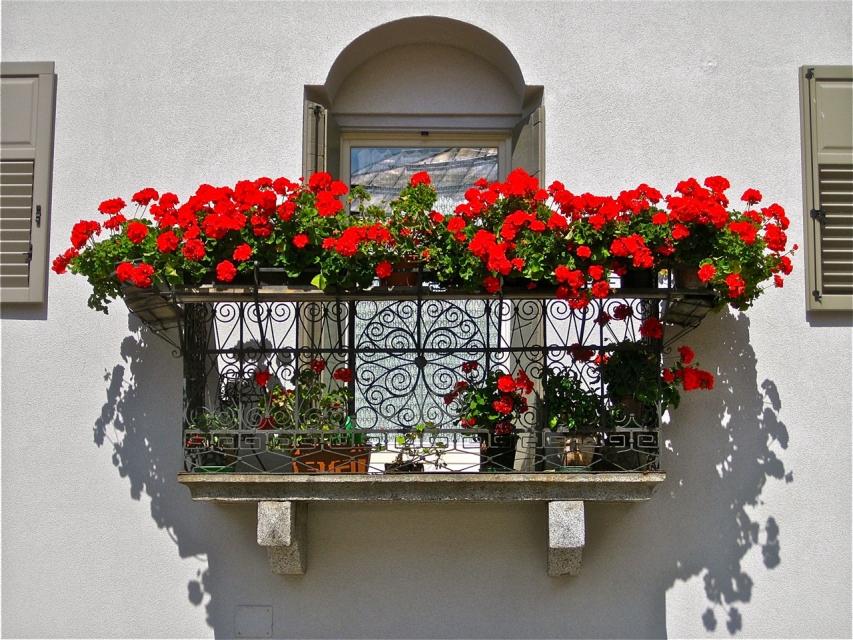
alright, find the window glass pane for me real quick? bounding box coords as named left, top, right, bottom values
left=350, top=147, right=498, bottom=215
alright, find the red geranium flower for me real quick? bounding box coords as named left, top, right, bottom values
left=51, top=248, right=78, bottom=274
left=725, top=273, right=746, bottom=298
left=116, top=261, right=135, bottom=282
left=254, top=369, right=272, bottom=387
left=613, top=303, right=633, bottom=320
left=591, top=281, right=610, bottom=298
left=130, top=263, right=154, bottom=288
left=483, top=275, right=501, bottom=293
left=493, top=395, right=514, bottom=415
left=182, top=238, right=206, bottom=261
left=126, top=221, right=149, bottom=244
left=233, top=243, right=252, bottom=261
left=639, top=317, right=663, bottom=339
left=310, top=359, right=326, bottom=374
left=216, top=260, right=237, bottom=282
left=98, top=198, right=126, bottom=215
left=698, top=264, right=716, bottom=282
left=461, top=361, right=479, bottom=374
left=497, top=375, right=516, bottom=393
left=741, top=189, right=762, bottom=205
left=376, top=261, right=392, bottom=279
left=132, top=188, right=159, bottom=206
left=156, top=230, right=179, bottom=253
left=677, top=345, right=695, bottom=364
left=293, top=234, right=309, bottom=249
left=70, top=220, right=101, bottom=249
left=333, top=367, right=353, bottom=383
left=494, top=421, right=513, bottom=435
left=410, top=171, right=431, bottom=186
left=576, top=245, right=592, bottom=259
left=308, top=172, right=332, bottom=192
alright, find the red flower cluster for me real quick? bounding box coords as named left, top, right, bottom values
left=333, top=367, right=353, bottom=383
left=254, top=369, right=272, bottom=387
left=325, top=223, right=393, bottom=258
left=116, top=261, right=155, bottom=288
left=70, top=221, right=101, bottom=249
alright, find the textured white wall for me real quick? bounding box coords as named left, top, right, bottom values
left=2, top=1, right=851, bottom=638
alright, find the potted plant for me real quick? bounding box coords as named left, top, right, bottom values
left=256, top=360, right=371, bottom=473
left=383, top=422, right=449, bottom=473
left=663, top=177, right=795, bottom=309
left=595, top=339, right=713, bottom=470
left=543, top=370, right=602, bottom=469
left=184, top=412, right=239, bottom=473
left=444, top=361, right=534, bottom=472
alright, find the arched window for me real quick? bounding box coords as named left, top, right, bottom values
left=303, top=16, right=544, bottom=205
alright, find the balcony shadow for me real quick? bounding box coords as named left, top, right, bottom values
left=651, top=308, right=791, bottom=634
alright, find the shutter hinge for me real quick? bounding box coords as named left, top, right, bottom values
left=812, top=289, right=821, bottom=301
left=810, top=208, right=826, bottom=225
left=805, top=67, right=815, bottom=79
left=26, top=243, right=33, bottom=264
left=35, top=204, right=42, bottom=227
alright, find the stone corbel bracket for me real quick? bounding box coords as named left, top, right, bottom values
left=257, top=501, right=306, bottom=575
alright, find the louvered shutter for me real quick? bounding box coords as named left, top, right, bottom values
left=511, top=105, right=545, bottom=185
left=1, top=62, right=55, bottom=304
left=801, top=66, right=853, bottom=310
left=301, top=100, right=340, bottom=180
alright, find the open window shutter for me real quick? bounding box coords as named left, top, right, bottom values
left=801, top=66, right=853, bottom=311
left=511, top=105, right=545, bottom=186
left=1, top=62, right=55, bottom=304
left=301, top=100, right=340, bottom=181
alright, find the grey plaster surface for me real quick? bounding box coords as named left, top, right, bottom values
left=178, top=472, right=666, bottom=503
left=257, top=502, right=306, bottom=575
left=548, top=501, right=585, bottom=577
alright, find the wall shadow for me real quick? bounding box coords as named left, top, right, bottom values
left=650, top=308, right=791, bottom=634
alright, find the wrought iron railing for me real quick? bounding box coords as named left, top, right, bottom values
left=124, top=275, right=717, bottom=474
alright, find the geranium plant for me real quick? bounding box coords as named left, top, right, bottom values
left=255, top=359, right=362, bottom=445
left=443, top=361, right=534, bottom=440
left=597, top=340, right=714, bottom=423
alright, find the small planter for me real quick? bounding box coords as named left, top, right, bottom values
left=562, top=434, right=599, bottom=468
left=384, top=460, right=425, bottom=473
left=380, top=260, right=423, bottom=287
left=672, top=266, right=710, bottom=290
left=290, top=444, right=372, bottom=473
left=480, top=434, right=518, bottom=472
left=620, top=269, right=657, bottom=290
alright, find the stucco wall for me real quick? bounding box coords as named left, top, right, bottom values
left=2, top=1, right=851, bottom=638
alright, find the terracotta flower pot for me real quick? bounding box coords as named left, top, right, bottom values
left=290, top=443, right=372, bottom=473
left=562, top=434, right=599, bottom=467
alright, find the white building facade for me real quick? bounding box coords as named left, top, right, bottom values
left=2, top=2, right=851, bottom=638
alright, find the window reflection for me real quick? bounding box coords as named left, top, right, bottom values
left=350, top=147, right=499, bottom=215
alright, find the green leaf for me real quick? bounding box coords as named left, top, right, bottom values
left=311, top=273, right=327, bottom=289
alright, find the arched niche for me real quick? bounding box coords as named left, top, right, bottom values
left=303, top=16, right=544, bottom=181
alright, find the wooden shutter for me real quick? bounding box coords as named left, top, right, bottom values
left=301, top=100, right=340, bottom=180
left=800, top=65, right=853, bottom=310
left=511, top=105, right=545, bottom=185
left=1, top=62, right=56, bottom=304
